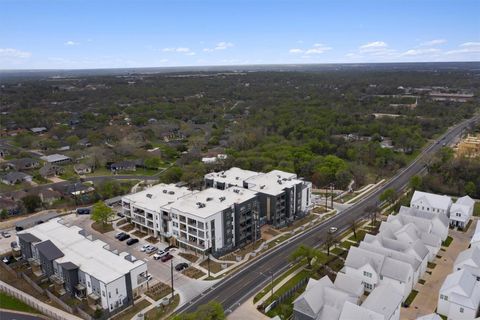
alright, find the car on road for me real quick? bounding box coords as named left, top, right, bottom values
left=328, top=227, right=338, bottom=233
left=76, top=208, right=91, bottom=215
left=118, top=234, right=131, bottom=241
left=175, top=262, right=188, bottom=271
left=161, top=253, right=173, bottom=262
left=1, top=231, right=11, bottom=238
left=153, top=250, right=168, bottom=260
left=126, top=238, right=139, bottom=246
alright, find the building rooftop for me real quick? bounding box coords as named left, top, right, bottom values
left=362, top=285, right=403, bottom=319
left=40, top=154, right=71, bottom=163
left=19, top=218, right=145, bottom=284
left=244, top=170, right=303, bottom=196
left=122, top=183, right=194, bottom=212
left=411, top=191, right=452, bottom=211
left=169, top=187, right=257, bottom=219
left=204, top=167, right=261, bottom=187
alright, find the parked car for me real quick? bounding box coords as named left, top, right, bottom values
left=76, top=208, right=91, bottom=215
left=175, top=262, right=188, bottom=271
left=328, top=226, right=338, bottom=233
left=1, top=231, right=11, bottom=238
left=153, top=250, right=168, bottom=260
left=117, top=212, right=124, bottom=217
left=141, top=244, right=152, bottom=252
left=145, top=246, right=158, bottom=254
left=161, top=253, right=173, bottom=262
left=115, top=232, right=126, bottom=239
left=118, top=234, right=130, bottom=241
left=126, top=238, right=139, bottom=246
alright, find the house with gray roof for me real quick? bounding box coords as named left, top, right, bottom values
left=39, top=163, right=64, bottom=178
left=73, top=163, right=92, bottom=175
left=8, top=158, right=40, bottom=171
left=1, top=171, right=32, bottom=185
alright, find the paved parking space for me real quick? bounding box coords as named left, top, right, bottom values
left=61, top=214, right=219, bottom=304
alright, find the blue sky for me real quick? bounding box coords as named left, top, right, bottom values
left=1, top=0, right=479, bottom=69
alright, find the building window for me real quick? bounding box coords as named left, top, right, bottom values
left=87, top=282, right=91, bottom=288
left=116, top=288, right=119, bottom=294
left=109, top=292, right=111, bottom=298
left=460, top=307, right=464, bottom=313
left=363, top=271, right=372, bottom=278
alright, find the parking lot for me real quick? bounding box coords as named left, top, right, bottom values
left=61, top=213, right=219, bottom=304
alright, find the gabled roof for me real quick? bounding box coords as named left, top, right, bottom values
left=339, top=301, right=383, bottom=320
left=454, top=247, right=480, bottom=270
left=3, top=171, right=31, bottom=182
left=456, top=195, right=475, bottom=208
left=440, top=269, right=480, bottom=309
left=416, top=314, right=442, bottom=320
left=333, top=273, right=364, bottom=298
left=362, top=285, right=403, bottom=319
left=344, top=246, right=385, bottom=274
left=293, top=276, right=332, bottom=317
left=471, top=223, right=480, bottom=245
left=410, top=191, right=452, bottom=211
left=398, top=205, right=449, bottom=228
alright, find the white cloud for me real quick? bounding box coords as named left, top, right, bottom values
left=65, top=40, right=79, bottom=46
left=289, top=48, right=303, bottom=54
left=185, top=52, right=196, bottom=56
left=445, top=42, right=480, bottom=55
left=358, top=41, right=396, bottom=56
left=175, top=47, right=190, bottom=53
left=162, top=47, right=194, bottom=55
left=289, top=43, right=331, bottom=55
left=162, top=48, right=175, bottom=52
left=359, top=41, right=388, bottom=50
left=420, top=39, right=446, bottom=46
left=401, top=48, right=441, bottom=56
left=460, top=42, right=480, bottom=48
left=203, top=42, right=234, bottom=52
left=0, top=48, right=32, bottom=58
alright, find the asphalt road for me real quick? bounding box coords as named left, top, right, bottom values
left=175, top=114, right=479, bottom=315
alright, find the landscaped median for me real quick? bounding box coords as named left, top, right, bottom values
left=0, top=291, right=42, bottom=315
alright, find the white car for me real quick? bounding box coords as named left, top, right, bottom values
left=141, top=244, right=151, bottom=252
left=328, top=227, right=338, bottom=234
left=2, top=232, right=11, bottom=238
left=153, top=250, right=167, bottom=260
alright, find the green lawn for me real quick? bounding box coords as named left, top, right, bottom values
left=474, top=202, right=480, bottom=216
left=330, top=247, right=346, bottom=256
left=404, top=290, right=419, bottom=306
left=427, top=262, right=437, bottom=269
left=0, top=292, right=40, bottom=314
left=262, top=269, right=310, bottom=308
left=253, top=262, right=304, bottom=303
left=442, top=236, right=453, bottom=247
left=111, top=299, right=151, bottom=320
left=348, top=230, right=367, bottom=243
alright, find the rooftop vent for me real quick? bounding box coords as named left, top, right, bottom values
left=163, top=190, right=168, bottom=193
left=233, top=189, right=240, bottom=193
left=219, top=196, right=226, bottom=202
left=206, top=197, right=213, bottom=201
left=146, top=194, right=153, bottom=198
left=235, top=177, right=239, bottom=180
left=197, top=202, right=206, bottom=208
left=277, top=180, right=282, bottom=184
left=260, top=185, right=266, bottom=189
left=168, top=191, right=175, bottom=195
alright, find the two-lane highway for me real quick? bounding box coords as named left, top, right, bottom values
left=175, top=114, right=479, bottom=315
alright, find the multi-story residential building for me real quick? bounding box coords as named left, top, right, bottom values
left=205, top=168, right=312, bottom=227
left=168, top=187, right=259, bottom=256
left=243, top=170, right=312, bottom=227
left=438, top=269, right=480, bottom=320
left=410, top=191, right=452, bottom=216
left=121, top=184, right=194, bottom=241
left=204, top=167, right=261, bottom=190
left=17, top=218, right=148, bottom=315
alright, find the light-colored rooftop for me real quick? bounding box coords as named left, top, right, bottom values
left=245, top=170, right=303, bottom=196
left=122, top=183, right=194, bottom=212
left=204, top=167, right=261, bottom=187
left=411, top=190, right=452, bottom=211
left=169, top=187, right=257, bottom=219
left=19, top=218, right=145, bottom=284
left=40, top=154, right=71, bottom=163
left=362, top=285, right=403, bottom=319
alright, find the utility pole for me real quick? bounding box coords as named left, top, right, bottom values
left=270, top=272, right=274, bottom=299
left=207, top=253, right=211, bottom=277
left=170, top=259, right=174, bottom=299
left=330, top=183, right=334, bottom=209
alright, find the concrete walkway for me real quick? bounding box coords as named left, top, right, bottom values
left=401, top=219, right=477, bottom=319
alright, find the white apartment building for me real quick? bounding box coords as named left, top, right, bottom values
left=168, top=187, right=259, bottom=255
left=18, top=218, right=148, bottom=314
left=121, top=183, right=194, bottom=241
left=204, top=167, right=260, bottom=189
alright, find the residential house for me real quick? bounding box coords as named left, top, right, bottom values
left=2, top=172, right=33, bottom=185
left=35, top=189, right=62, bottom=205
left=339, top=285, right=403, bottom=320
left=74, top=164, right=92, bottom=175
left=30, top=127, right=47, bottom=134
left=40, top=154, right=71, bottom=165
left=293, top=273, right=364, bottom=320
left=8, top=158, right=40, bottom=171
left=398, top=206, right=449, bottom=241
left=438, top=269, right=480, bottom=320
left=454, top=247, right=480, bottom=280
left=410, top=191, right=452, bottom=216
left=18, top=219, right=148, bottom=316
left=450, top=196, right=475, bottom=228
left=471, top=223, right=480, bottom=249
left=39, top=163, right=64, bottom=178
left=110, top=161, right=136, bottom=172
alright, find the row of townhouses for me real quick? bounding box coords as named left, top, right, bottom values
left=121, top=167, right=312, bottom=256
left=293, top=190, right=474, bottom=320
left=17, top=218, right=148, bottom=315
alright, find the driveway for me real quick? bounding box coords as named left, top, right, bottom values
left=61, top=214, right=219, bottom=304
left=401, top=219, right=477, bottom=319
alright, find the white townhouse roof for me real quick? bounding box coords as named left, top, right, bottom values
left=40, top=153, right=71, bottom=163
left=410, top=190, right=452, bottom=211
left=398, top=205, right=449, bottom=228
left=454, top=247, right=480, bottom=271
left=169, top=186, right=257, bottom=219
left=293, top=276, right=333, bottom=317
left=19, top=218, right=145, bottom=285
left=416, top=314, right=442, bottom=320
left=471, top=222, right=480, bottom=246
left=344, top=246, right=385, bottom=274
left=451, top=195, right=475, bottom=220
left=333, top=273, right=364, bottom=298
left=364, top=233, right=429, bottom=262
left=440, top=268, right=480, bottom=309
left=122, top=183, right=194, bottom=212
left=361, top=285, right=403, bottom=319
left=456, top=195, right=475, bottom=208
left=204, top=167, right=261, bottom=187
left=339, top=301, right=383, bottom=320
left=244, top=170, right=304, bottom=196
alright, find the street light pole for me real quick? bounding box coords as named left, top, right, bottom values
left=270, top=271, right=274, bottom=299
left=170, top=259, right=174, bottom=300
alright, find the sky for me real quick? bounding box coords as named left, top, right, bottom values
left=1, top=0, right=479, bottom=70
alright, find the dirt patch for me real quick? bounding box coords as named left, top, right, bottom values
left=91, top=222, right=114, bottom=233
left=182, top=267, right=205, bottom=279
left=199, top=259, right=230, bottom=274
left=145, top=282, right=171, bottom=301
left=132, top=230, right=148, bottom=238
left=145, top=236, right=159, bottom=244
left=120, top=223, right=135, bottom=232
left=178, top=252, right=199, bottom=263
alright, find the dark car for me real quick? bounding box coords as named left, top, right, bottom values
left=175, top=262, right=188, bottom=271
left=118, top=234, right=130, bottom=241
left=76, top=208, right=91, bottom=215
left=115, top=232, right=126, bottom=239
left=126, top=238, right=139, bottom=246
left=160, top=253, right=173, bottom=262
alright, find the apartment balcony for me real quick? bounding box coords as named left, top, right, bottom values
left=187, top=228, right=197, bottom=236
left=50, top=274, right=66, bottom=296
left=133, top=217, right=146, bottom=225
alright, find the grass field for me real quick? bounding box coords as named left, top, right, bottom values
left=0, top=292, right=40, bottom=314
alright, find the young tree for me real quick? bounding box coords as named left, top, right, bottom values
left=91, top=201, right=114, bottom=228
left=465, top=181, right=477, bottom=197
left=409, top=175, right=422, bottom=192
left=0, top=209, right=8, bottom=220
left=323, top=234, right=339, bottom=256
left=380, top=188, right=397, bottom=206
left=22, top=195, right=42, bottom=213
left=350, top=218, right=360, bottom=240
left=290, top=244, right=320, bottom=268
